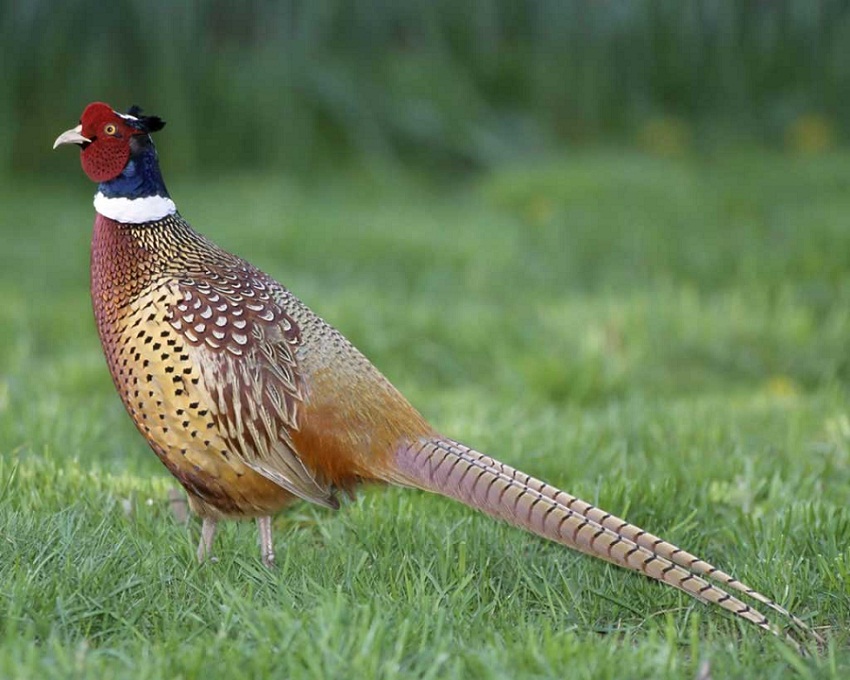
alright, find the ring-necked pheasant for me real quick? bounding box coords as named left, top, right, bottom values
left=54, top=102, right=820, bottom=649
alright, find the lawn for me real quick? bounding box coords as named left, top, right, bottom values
left=1, top=152, right=849, bottom=678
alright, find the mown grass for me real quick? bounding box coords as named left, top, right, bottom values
left=1, top=152, right=850, bottom=678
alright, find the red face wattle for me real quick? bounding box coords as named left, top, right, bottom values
left=77, top=102, right=140, bottom=183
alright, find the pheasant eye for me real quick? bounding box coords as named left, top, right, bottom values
left=104, top=124, right=117, bottom=135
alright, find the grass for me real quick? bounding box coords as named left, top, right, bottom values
left=1, top=150, right=850, bottom=678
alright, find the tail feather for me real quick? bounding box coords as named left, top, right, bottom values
left=440, top=440, right=820, bottom=641
left=391, top=436, right=820, bottom=649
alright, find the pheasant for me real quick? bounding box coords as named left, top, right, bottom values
left=54, top=102, right=819, bottom=649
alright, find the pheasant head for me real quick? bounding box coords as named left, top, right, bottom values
left=53, top=102, right=175, bottom=223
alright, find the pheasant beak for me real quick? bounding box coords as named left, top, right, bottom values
left=53, top=124, right=91, bottom=150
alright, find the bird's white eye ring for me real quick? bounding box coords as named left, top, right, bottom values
left=104, top=124, right=117, bottom=135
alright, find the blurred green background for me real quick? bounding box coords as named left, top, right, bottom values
left=3, top=0, right=850, bottom=176
left=2, top=2, right=850, bottom=678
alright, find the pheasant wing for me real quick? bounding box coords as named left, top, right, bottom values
left=170, top=270, right=337, bottom=508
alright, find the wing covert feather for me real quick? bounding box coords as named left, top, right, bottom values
left=168, top=271, right=337, bottom=508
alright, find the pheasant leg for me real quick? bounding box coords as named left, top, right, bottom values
left=197, top=517, right=218, bottom=563
left=257, top=516, right=275, bottom=567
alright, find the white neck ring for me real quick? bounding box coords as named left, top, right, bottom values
left=94, top=192, right=177, bottom=224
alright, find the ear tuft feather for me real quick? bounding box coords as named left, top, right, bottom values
left=126, top=105, right=166, bottom=134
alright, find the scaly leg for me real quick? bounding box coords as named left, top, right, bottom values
left=168, top=488, right=189, bottom=524
left=257, top=516, right=275, bottom=567
left=197, top=517, right=218, bottom=564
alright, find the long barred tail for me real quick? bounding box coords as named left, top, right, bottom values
left=390, top=436, right=821, bottom=650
